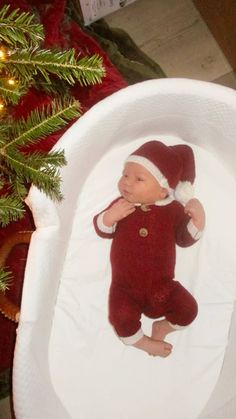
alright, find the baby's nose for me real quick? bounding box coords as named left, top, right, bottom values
left=124, top=177, right=132, bottom=186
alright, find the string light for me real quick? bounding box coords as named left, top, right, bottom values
left=0, top=45, right=18, bottom=88
left=0, top=45, right=11, bottom=61
left=0, top=48, right=6, bottom=60
left=0, top=101, right=4, bottom=111
left=8, top=78, right=16, bottom=86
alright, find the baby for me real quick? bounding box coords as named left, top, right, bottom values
left=93, top=140, right=205, bottom=357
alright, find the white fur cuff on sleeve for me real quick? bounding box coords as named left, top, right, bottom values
left=187, top=219, right=202, bottom=240
left=97, top=212, right=117, bottom=234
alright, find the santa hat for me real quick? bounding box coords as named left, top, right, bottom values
left=126, top=140, right=195, bottom=204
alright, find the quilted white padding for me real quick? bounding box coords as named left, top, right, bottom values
left=13, top=79, right=236, bottom=419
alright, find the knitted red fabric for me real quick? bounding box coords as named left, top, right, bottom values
left=94, top=199, right=198, bottom=338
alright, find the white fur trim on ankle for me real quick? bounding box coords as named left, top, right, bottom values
left=168, top=321, right=187, bottom=330
left=120, top=328, right=144, bottom=345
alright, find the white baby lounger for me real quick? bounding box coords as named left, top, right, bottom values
left=13, top=78, right=236, bottom=419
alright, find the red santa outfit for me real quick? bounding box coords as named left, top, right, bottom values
left=93, top=141, right=201, bottom=345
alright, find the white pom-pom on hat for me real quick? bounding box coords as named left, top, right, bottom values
left=174, top=181, right=194, bottom=205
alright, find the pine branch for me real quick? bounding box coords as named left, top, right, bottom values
left=0, top=4, right=44, bottom=48
left=0, top=132, right=8, bottom=148
left=0, top=267, right=12, bottom=292
left=4, top=48, right=105, bottom=85
left=25, top=150, right=66, bottom=169
left=0, top=77, right=26, bottom=104
left=0, top=4, right=107, bottom=296
left=4, top=149, right=63, bottom=201
left=0, top=99, right=79, bottom=204
left=9, top=178, right=27, bottom=201
left=33, top=77, right=71, bottom=96
left=0, top=194, right=25, bottom=226
left=1, top=97, right=81, bottom=150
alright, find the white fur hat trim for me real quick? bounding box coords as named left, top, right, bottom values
left=126, top=155, right=170, bottom=189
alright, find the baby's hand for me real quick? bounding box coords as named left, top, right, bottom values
left=103, top=198, right=136, bottom=227
left=184, top=198, right=206, bottom=231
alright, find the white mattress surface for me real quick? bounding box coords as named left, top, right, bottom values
left=48, top=136, right=236, bottom=419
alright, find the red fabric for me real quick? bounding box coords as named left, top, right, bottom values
left=109, top=281, right=198, bottom=337
left=94, top=200, right=198, bottom=338
left=0, top=0, right=127, bottom=371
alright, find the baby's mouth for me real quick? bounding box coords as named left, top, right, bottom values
left=123, top=189, right=131, bottom=196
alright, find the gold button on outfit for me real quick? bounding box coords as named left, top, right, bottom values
left=139, top=227, right=148, bottom=237
left=140, top=204, right=151, bottom=212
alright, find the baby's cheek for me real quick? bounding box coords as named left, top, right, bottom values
left=117, top=179, right=122, bottom=189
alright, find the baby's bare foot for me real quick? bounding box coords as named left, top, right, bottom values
left=133, top=335, right=172, bottom=357
left=152, top=319, right=175, bottom=341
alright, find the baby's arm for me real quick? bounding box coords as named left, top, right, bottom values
left=175, top=198, right=205, bottom=246
left=93, top=198, right=135, bottom=238
left=184, top=198, right=206, bottom=231
left=103, top=198, right=136, bottom=227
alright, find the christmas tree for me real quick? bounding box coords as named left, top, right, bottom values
left=0, top=4, right=105, bottom=290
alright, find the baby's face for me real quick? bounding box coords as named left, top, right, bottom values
left=118, top=162, right=167, bottom=204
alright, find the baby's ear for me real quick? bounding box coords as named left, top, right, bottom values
left=161, top=188, right=169, bottom=199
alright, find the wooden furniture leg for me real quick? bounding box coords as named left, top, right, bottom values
left=0, top=231, right=33, bottom=322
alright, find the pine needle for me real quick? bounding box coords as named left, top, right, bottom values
left=1, top=97, right=81, bottom=149
left=0, top=4, right=44, bottom=47
left=0, top=194, right=25, bottom=226
left=5, top=48, right=105, bottom=85
left=0, top=267, right=12, bottom=292
left=4, top=150, right=64, bottom=201
left=0, top=77, right=26, bottom=104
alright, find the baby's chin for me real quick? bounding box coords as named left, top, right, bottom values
left=120, top=190, right=133, bottom=201
left=120, top=189, right=149, bottom=204
left=121, top=193, right=143, bottom=205
left=123, top=196, right=136, bottom=203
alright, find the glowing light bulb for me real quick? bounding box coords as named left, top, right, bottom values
left=0, top=102, right=4, bottom=111
left=8, top=78, right=15, bottom=85
left=0, top=49, right=6, bottom=60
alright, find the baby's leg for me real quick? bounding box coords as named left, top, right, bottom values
left=151, top=319, right=175, bottom=341
left=109, top=285, right=172, bottom=357
left=133, top=335, right=172, bottom=357
left=152, top=281, right=198, bottom=341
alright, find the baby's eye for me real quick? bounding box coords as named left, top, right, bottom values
left=137, top=177, right=144, bottom=182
